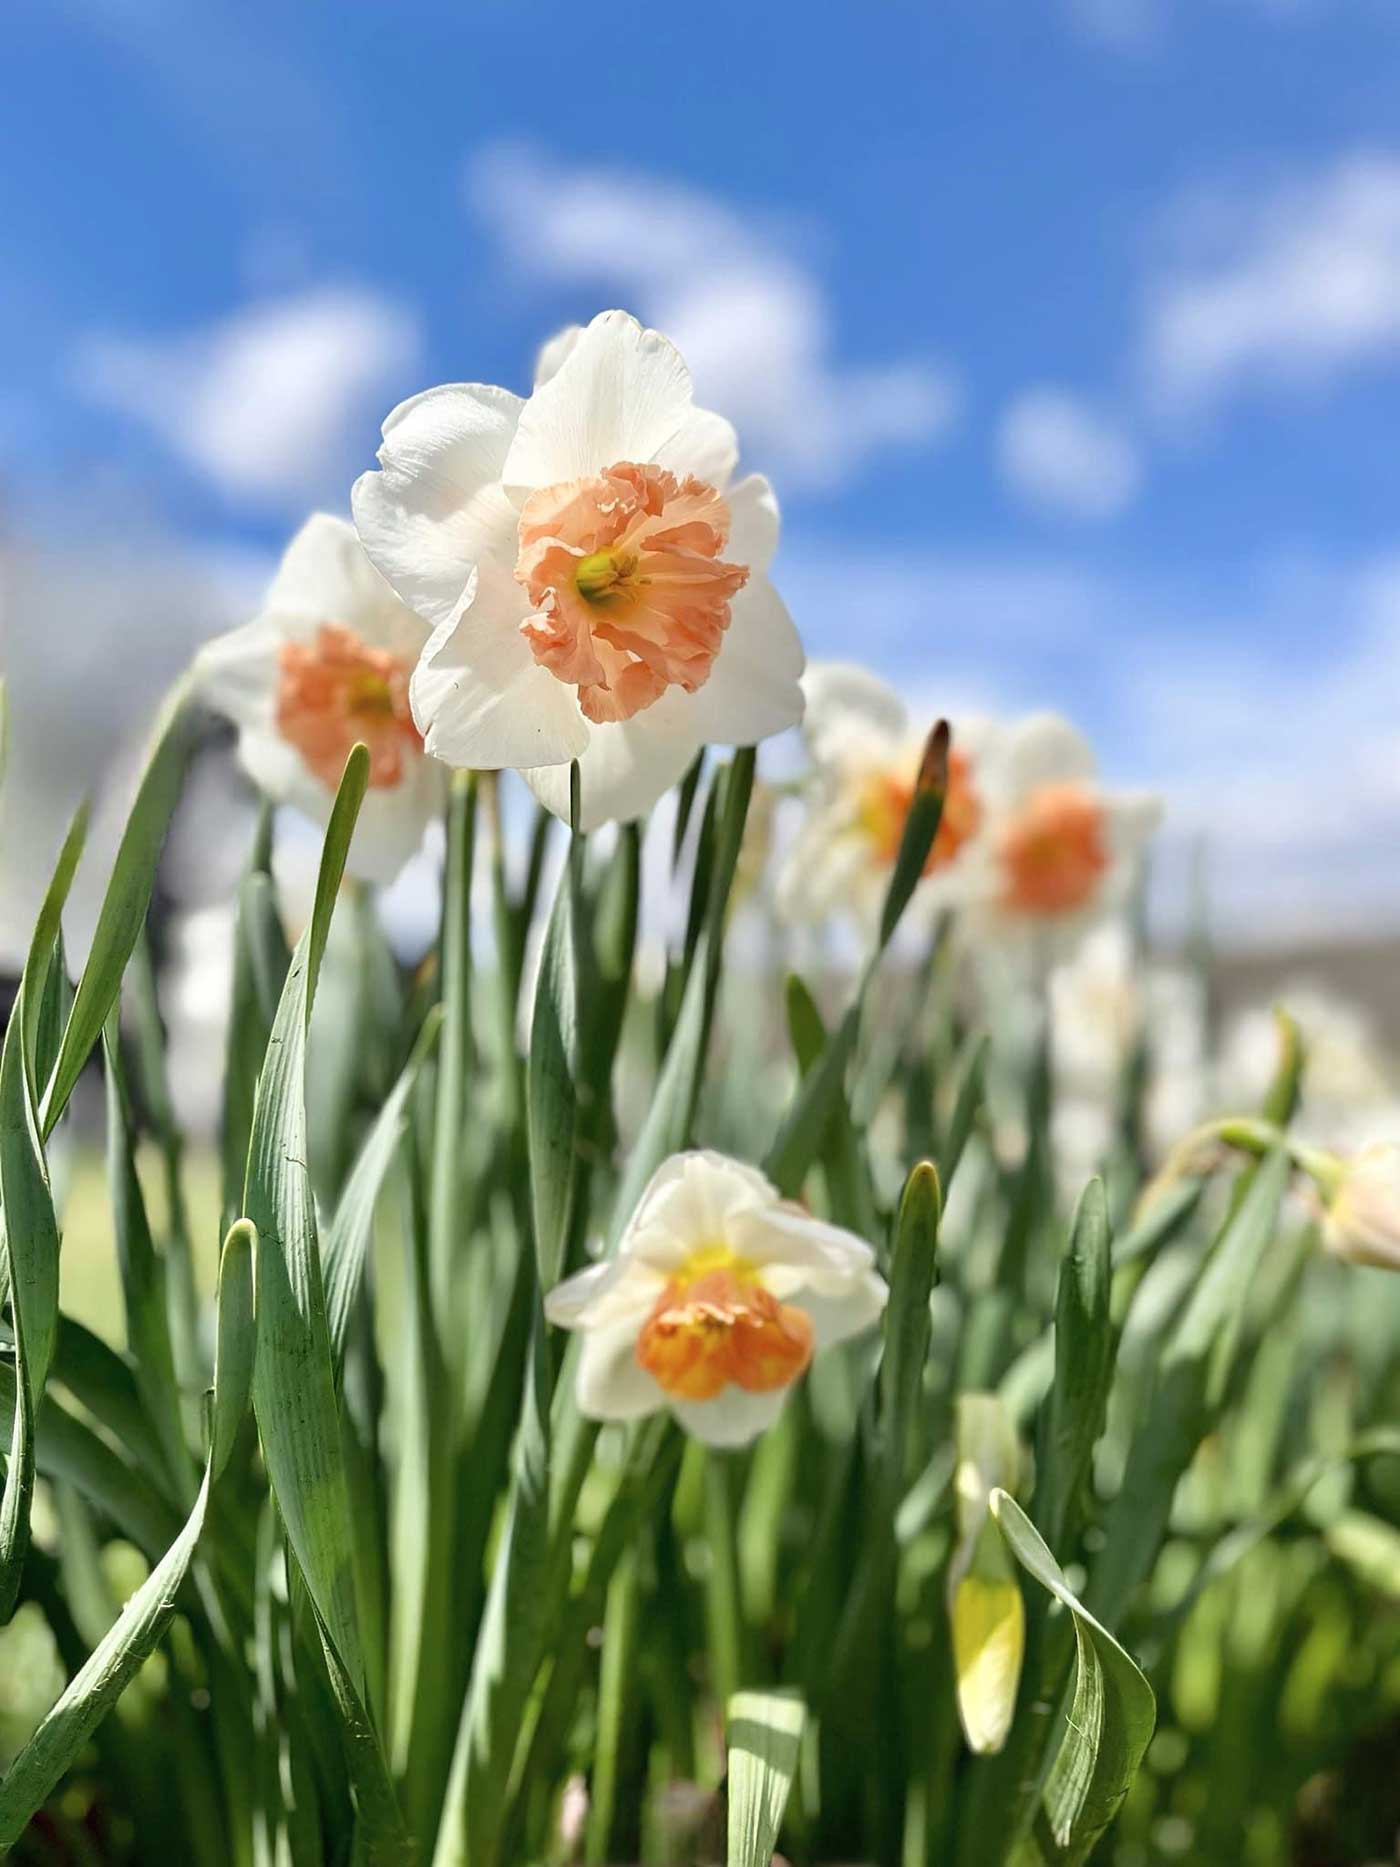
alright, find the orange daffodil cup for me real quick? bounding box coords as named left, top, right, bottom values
left=957, top=714, right=1160, bottom=952
left=351, top=309, right=805, bottom=831
left=195, top=513, right=445, bottom=882
left=543, top=1151, right=888, bottom=1447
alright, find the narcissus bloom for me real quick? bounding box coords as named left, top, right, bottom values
left=779, top=663, right=987, bottom=929
left=196, top=514, right=444, bottom=881
left=352, top=310, right=804, bottom=831
left=544, top=1151, right=887, bottom=1446
left=957, top=714, right=1159, bottom=951
left=1319, top=1144, right=1400, bottom=1270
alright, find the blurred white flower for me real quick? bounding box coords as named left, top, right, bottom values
left=196, top=514, right=444, bottom=882
left=544, top=1150, right=886, bottom=1447
left=778, top=662, right=987, bottom=930
left=1049, top=920, right=1208, bottom=1180
left=352, top=309, right=804, bottom=831
left=957, top=714, right=1160, bottom=955
left=164, top=903, right=236, bottom=1141
left=1220, top=982, right=1396, bottom=1135
left=1320, top=1144, right=1400, bottom=1271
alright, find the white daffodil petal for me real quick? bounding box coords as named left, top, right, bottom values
left=576, top=1321, right=665, bottom=1423
left=670, top=1387, right=791, bottom=1449
left=675, top=576, right=805, bottom=749
left=626, top=1152, right=779, bottom=1259
left=534, top=324, right=583, bottom=387
left=503, top=310, right=699, bottom=488
left=789, top=1275, right=890, bottom=1351
left=652, top=403, right=740, bottom=490
left=724, top=474, right=781, bottom=574
left=546, top=1257, right=665, bottom=1331
left=997, top=712, right=1096, bottom=804
left=801, top=662, right=909, bottom=776
left=195, top=618, right=286, bottom=729
left=521, top=710, right=700, bottom=831
left=265, top=512, right=410, bottom=637
left=729, top=1201, right=876, bottom=1272
left=409, top=565, right=590, bottom=772
left=352, top=381, right=523, bottom=627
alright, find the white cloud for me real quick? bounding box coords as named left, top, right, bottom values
left=996, top=388, right=1142, bottom=519
left=463, top=143, right=960, bottom=492
left=1065, top=0, right=1163, bottom=50
left=72, top=287, right=420, bottom=511
left=1144, top=152, right=1400, bottom=415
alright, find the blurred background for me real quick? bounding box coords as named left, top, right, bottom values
left=3, top=0, right=1400, bottom=1010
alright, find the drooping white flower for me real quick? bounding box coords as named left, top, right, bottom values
left=351, top=310, right=805, bottom=832
left=1319, top=1143, right=1400, bottom=1270
left=955, top=714, right=1160, bottom=954
left=196, top=513, right=444, bottom=882
left=543, top=1150, right=887, bottom=1447
left=778, top=662, right=989, bottom=930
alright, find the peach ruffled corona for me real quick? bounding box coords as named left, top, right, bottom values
left=275, top=623, right=421, bottom=790
left=516, top=462, right=748, bottom=725
left=996, top=780, right=1109, bottom=915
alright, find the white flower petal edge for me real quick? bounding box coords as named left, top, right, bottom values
left=351, top=383, right=524, bottom=628
left=195, top=513, right=443, bottom=885
left=801, top=662, right=911, bottom=776
left=502, top=309, right=734, bottom=490
left=351, top=309, right=804, bottom=828
left=1323, top=1144, right=1400, bottom=1270
left=544, top=1150, right=888, bottom=1448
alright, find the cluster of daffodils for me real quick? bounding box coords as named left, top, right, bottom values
left=188, top=299, right=1400, bottom=1464
left=778, top=664, right=1160, bottom=954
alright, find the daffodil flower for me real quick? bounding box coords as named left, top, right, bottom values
left=778, top=662, right=988, bottom=930
left=196, top=513, right=444, bottom=881
left=352, top=310, right=805, bottom=831
left=543, top=1150, right=887, bottom=1447
left=957, top=713, right=1160, bottom=953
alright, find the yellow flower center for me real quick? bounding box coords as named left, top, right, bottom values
left=635, top=1244, right=813, bottom=1402
left=574, top=546, right=640, bottom=607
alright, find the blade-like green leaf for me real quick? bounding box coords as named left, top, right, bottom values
left=880, top=1160, right=942, bottom=1494
left=103, top=1016, right=191, bottom=1499
left=1036, top=1180, right=1114, bottom=1554
left=725, top=1689, right=806, bottom=1867
left=41, top=677, right=195, bottom=1135
left=221, top=822, right=290, bottom=1226
left=990, top=1490, right=1155, bottom=1864
left=0, top=989, right=61, bottom=1618
left=323, top=1005, right=442, bottom=1376
left=528, top=765, right=585, bottom=1290
left=0, top=1220, right=256, bottom=1846
left=764, top=723, right=948, bottom=1199
left=239, top=745, right=409, bottom=1860
left=610, top=748, right=754, bottom=1233
left=1089, top=1146, right=1290, bottom=1629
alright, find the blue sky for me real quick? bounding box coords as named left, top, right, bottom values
left=5, top=0, right=1400, bottom=939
